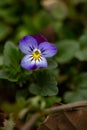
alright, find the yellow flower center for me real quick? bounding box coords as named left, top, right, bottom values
left=33, top=49, right=41, bottom=60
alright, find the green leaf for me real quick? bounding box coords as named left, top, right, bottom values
left=44, top=96, right=61, bottom=107
left=0, top=55, right=3, bottom=66
left=64, top=91, right=83, bottom=103
left=76, top=73, right=87, bottom=89
left=75, top=32, right=87, bottom=61
left=3, top=41, right=19, bottom=66
left=64, top=89, right=87, bottom=103
left=0, top=0, right=13, bottom=6
left=28, top=96, right=46, bottom=110
left=0, top=23, right=11, bottom=40
left=0, top=70, right=8, bottom=79
left=0, top=70, right=18, bottom=82
left=2, top=41, right=22, bottom=82
left=33, top=11, right=51, bottom=30
left=75, top=0, right=87, bottom=3
left=17, top=97, right=27, bottom=108
left=56, top=40, right=79, bottom=63
left=29, top=70, right=58, bottom=96
left=16, top=26, right=29, bottom=40
left=75, top=49, right=87, bottom=61
left=79, top=89, right=87, bottom=99
left=47, top=59, right=58, bottom=69
left=64, top=72, right=87, bottom=103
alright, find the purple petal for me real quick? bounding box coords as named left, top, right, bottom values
left=39, top=42, right=57, bottom=57
left=21, top=55, right=36, bottom=70
left=36, top=57, right=48, bottom=68
left=19, top=36, right=38, bottom=54
left=33, top=34, right=47, bottom=44
left=21, top=55, right=47, bottom=70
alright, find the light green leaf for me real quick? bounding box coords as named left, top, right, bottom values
left=16, top=26, right=29, bottom=40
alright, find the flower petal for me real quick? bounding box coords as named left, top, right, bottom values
left=36, top=57, right=47, bottom=68
left=19, top=36, right=38, bottom=54
left=39, top=42, right=57, bottom=57
left=21, top=55, right=36, bottom=70
left=21, top=55, right=47, bottom=70
left=33, top=34, right=47, bottom=44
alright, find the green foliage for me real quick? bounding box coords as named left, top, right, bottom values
left=0, top=23, right=11, bottom=41
left=0, top=41, right=58, bottom=96
left=64, top=72, right=87, bottom=102
left=47, top=59, right=58, bottom=69
left=3, top=41, right=19, bottom=66
left=75, top=32, right=87, bottom=61
left=3, top=118, right=14, bottom=130
left=29, top=70, right=58, bottom=96
left=0, top=41, right=32, bottom=83
left=0, top=0, right=87, bottom=128
left=73, top=0, right=87, bottom=3
left=1, top=41, right=21, bottom=81
left=76, top=73, right=87, bottom=89
left=56, top=40, right=79, bottom=63
left=0, top=55, right=3, bottom=66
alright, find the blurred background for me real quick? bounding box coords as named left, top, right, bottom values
left=0, top=0, right=87, bottom=129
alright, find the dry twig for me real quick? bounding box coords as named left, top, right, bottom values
left=21, top=100, right=87, bottom=130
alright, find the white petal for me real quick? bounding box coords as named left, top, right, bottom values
left=21, top=55, right=36, bottom=70
left=35, top=57, right=47, bottom=68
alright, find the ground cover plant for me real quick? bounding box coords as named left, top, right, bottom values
left=0, top=0, right=87, bottom=129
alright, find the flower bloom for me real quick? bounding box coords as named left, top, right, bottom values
left=19, top=34, right=57, bottom=70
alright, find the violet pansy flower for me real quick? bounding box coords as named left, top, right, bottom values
left=19, top=34, right=57, bottom=70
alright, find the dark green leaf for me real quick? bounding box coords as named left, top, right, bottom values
left=75, top=0, right=87, bottom=3
left=64, top=91, right=81, bottom=103
left=3, top=41, right=20, bottom=67
left=64, top=89, right=87, bottom=103
left=2, top=41, right=22, bottom=82
left=47, top=59, right=58, bottom=69
left=76, top=73, right=87, bottom=89
left=29, top=70, right=58, bottom=96
left=0, top=23, right=11, bottom=40
left=0, top=70, right=18, bottom=82
left=0, top=55, right=3, bottom=66
left=75, top=49, right=87, bottom=61
left=75, top=33, right=87, bottom=61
